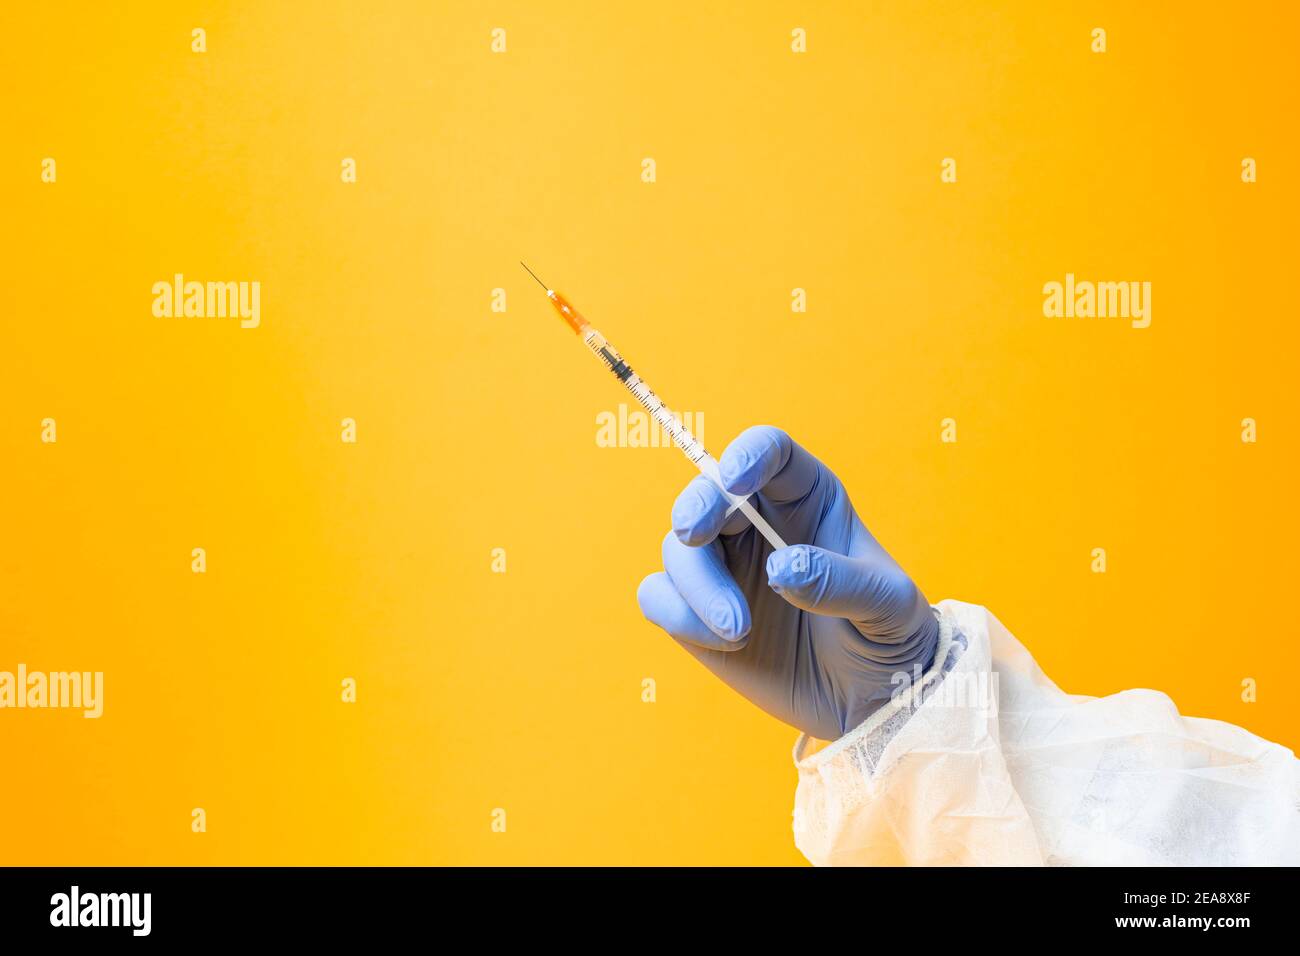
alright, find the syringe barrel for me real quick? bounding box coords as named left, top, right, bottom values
left=557, top=300, right=790, bottom=551
left=581, top=328, right=707, bottom=462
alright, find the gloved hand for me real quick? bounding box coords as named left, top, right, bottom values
left=637, top=426, right=939, bottom=741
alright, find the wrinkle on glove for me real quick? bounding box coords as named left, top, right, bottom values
left=792, top=600, right=1300, bottom=866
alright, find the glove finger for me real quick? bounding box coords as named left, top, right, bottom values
left=636, top=572, right=748, bottom=652
left=661, top=531, right=751, bottom=641
left=672, top=474, right=751, bottom=546
left=717, top=426, right=827, bottom=502
left=671, top=474, right=727, bottom=546
left=765, top=544, right=932, bottom=646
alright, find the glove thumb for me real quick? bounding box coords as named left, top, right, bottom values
left=765, top=544, right=930, bottom=644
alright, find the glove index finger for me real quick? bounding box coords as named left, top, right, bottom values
left=671, top=474, right=729, bottom=546
left=717, top=426, right=825, bottom=503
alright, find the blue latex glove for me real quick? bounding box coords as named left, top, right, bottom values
left=637, top=426, right=939, bottom=741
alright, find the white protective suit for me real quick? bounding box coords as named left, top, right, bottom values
left=791, top=600, right=1300, bottom=866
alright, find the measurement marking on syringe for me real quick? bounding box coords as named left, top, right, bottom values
left=528, top=263, right=788, bottom=550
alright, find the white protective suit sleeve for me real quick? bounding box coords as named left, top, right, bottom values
left=791, top=599, right=1300, bottom=866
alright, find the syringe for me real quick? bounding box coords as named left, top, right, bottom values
left=523, top=263, right=788, bottom=551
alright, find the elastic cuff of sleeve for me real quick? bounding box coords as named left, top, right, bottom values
left=792, top=605, right=957, bottom=768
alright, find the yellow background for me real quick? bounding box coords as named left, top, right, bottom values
left=2, top=2, right=1297, bottom=865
